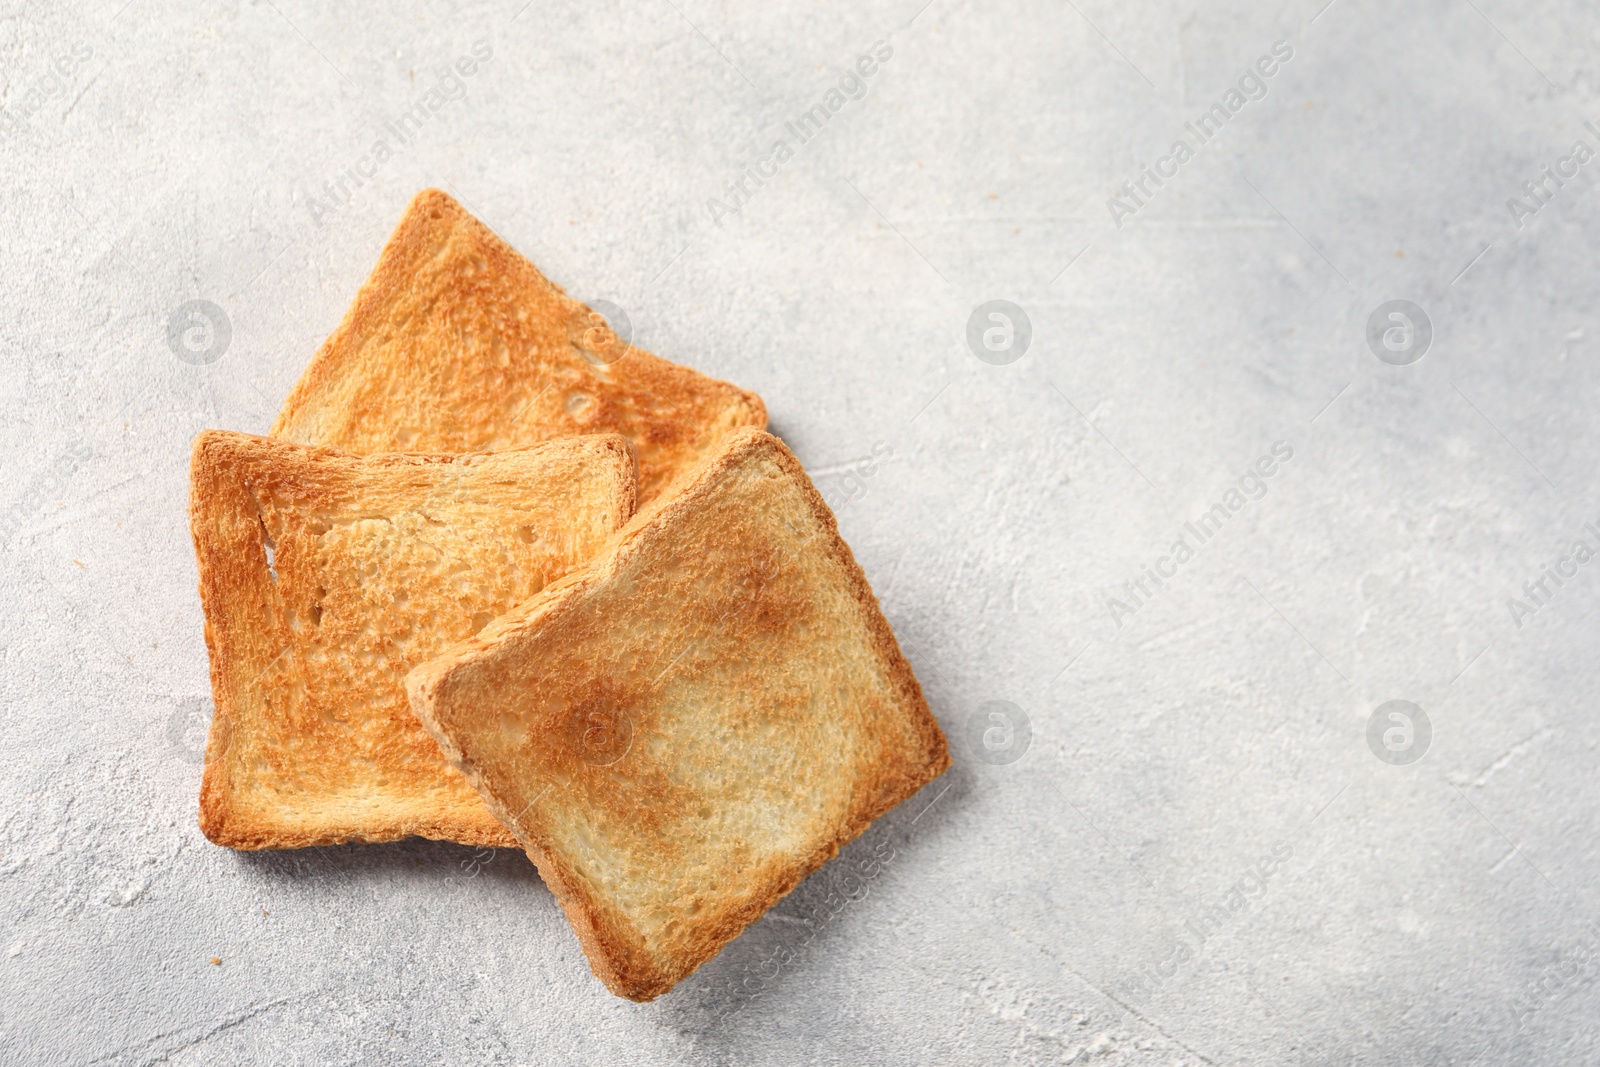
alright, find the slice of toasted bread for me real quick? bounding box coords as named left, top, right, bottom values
left=270, top=188, right=767, bottom=503
left=190, top=430, right=637, bottom=850
left=406, top=428, right=950, bottom=999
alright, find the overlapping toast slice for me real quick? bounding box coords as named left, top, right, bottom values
left=270, top=188, right=767, bottom=503
left=190, top=430, right=637, bottom=849
left=406, top=429, right=950, bottom=999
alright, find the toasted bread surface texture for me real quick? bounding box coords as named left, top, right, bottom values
left=407, top=429, right=950, bottom=1000
left=269, top=188, right=766, bottom=503
left=190, top=430, right=636, bottom=849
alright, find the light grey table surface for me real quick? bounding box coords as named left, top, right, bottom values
left=4, top=1, right=1599, bottom=1064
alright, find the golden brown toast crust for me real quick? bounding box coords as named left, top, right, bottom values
left=270, top=188, right=767, bottom=503
left=407, top=429, right=950, bottom=999
left=190, top=430, right=637, bottom=850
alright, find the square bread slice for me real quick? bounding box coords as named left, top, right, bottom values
left=406, top=428, right=950, bottom=1000
left=190, top=430, right=636, bottom=850
left=270, top=188, right=767, bottom=504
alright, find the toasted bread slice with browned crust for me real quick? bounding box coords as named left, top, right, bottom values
left=269, top=188, right=767, bottom=503
left=406, top=428, right=950, bottom=1000
left=190, top=430, right=637, bottom=849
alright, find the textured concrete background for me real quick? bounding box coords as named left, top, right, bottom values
left=4, top=0, right=1600, bottom=1063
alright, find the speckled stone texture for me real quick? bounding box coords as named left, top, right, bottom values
left=4, top=1, right=1600, bottom=1064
